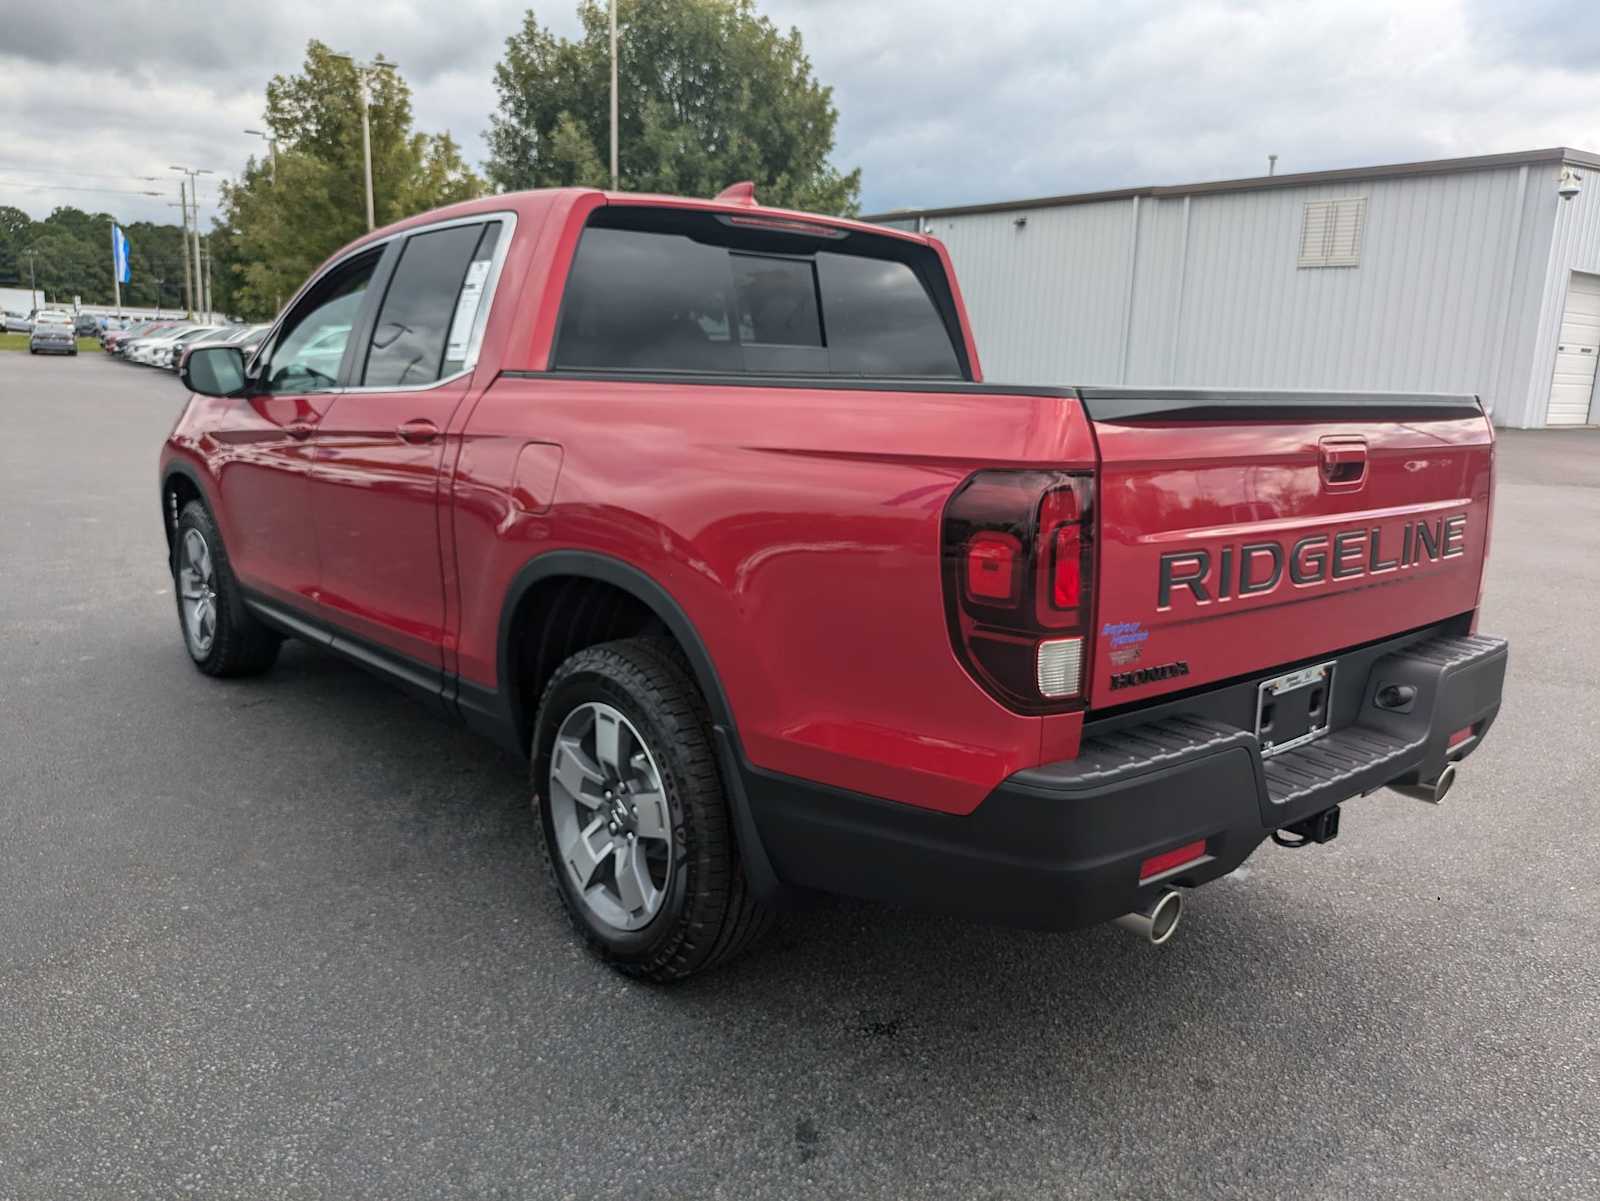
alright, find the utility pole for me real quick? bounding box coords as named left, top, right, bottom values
left=154, top=278, right=166, bottom=318
left=23, top=250, right=39, bottom=310
left=609, top=0, right=619, bottom=190
left=332, top=55, right=398, bottom=231
left=170, top=187, right=194, bottom=317
left=170, top=165, right=212, bottom=319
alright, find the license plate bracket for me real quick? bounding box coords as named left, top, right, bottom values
left=1255, top=660, right=1335, bottom=758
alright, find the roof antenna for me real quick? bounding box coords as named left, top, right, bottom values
left=715, top=181, right=759, bottom=206
left=1268, top=154, right=1278, bottom=176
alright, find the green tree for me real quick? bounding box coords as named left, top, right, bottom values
left=0, top=205, right=36, bottom=286
left=217, top=40, right=483, bottom=318
left=0, top=204, right=191, bottom=309
left=486, top=0, right=860, bottom=215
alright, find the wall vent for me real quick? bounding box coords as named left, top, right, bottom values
left=1298, top=197, right=1367, bottom=267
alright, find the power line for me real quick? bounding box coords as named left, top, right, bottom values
left=0, top=179, right=165, bottom=197
left=0, top=164, right=162, bottom=183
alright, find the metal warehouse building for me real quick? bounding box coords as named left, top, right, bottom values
left=871, top=148, right=1600, bottom=428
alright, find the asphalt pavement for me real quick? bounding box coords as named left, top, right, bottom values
left=2, top=351, right=1597, bottom=1200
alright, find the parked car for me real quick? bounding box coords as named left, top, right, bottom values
left=106, top=321, right=168, bottom=356
left=74, top=313, right=101, bottom=338
left=3, top=310, right=32, bottom=334
left=162, top=186, right=1508, bottom=981
left=29, top=311, right=76, bottom=355
left=231, top=323, right=272, bottom=363
left=175, top=324, right=269, bottom=372
left=126, top=323, right=199, bottom=364
left=144, top=325, right=222, bottom=370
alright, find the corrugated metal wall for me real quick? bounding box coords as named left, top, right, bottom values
left=923, top=163, right=1584, bottom=427
left=1519, top=170, right=1600, bottom=427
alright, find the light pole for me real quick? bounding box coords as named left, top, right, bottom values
left=154, top=278, right=166, bottom=318
left=332, top=53, right=398, bottom=231
left=170, top=165, right=212, bottom=320
left=609, top=0, right=619, bottom=190
left=167, top=192, right=193, bottom=317
left=202, top=236, right=214, bottom=322
left=244, top=128, right=277, bottom=185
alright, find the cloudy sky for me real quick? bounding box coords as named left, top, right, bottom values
left=2, top=0, right=1598, bottom=227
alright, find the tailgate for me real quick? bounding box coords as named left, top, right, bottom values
left=1081, top=389, right=1494, bottom=709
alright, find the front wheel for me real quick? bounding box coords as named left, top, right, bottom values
left=532, top=638, right=773, bottom=982
left=172, top=500, right=280, bottom=677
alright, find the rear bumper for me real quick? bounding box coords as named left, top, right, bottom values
left=742, top=627, right=1507, bottom=930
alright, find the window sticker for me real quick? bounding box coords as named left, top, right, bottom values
left=446, top=258, right=492, bottom=361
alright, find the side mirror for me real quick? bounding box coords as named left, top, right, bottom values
left=181, top=345, right=249, bottom=398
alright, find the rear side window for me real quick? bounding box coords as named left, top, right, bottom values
left=554, top=216, right=964, bottom=379
left=816, top=254, right=963, bottom=377
left=362, top=222, right=499, bottom=387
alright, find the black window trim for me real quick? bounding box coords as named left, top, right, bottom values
left=548, top=207, right=974, bottom=382
left=250, top=243, right=388, bottom=395
left=248, top=209, right=519, bottom=395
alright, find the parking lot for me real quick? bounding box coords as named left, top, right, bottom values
left=1, top=350, right=1597, bottom=1200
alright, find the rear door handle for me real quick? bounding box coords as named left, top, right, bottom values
left=397, top=419, right=439, bottom=445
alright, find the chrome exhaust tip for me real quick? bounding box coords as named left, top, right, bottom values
left=1391, top=762, right=1457, bottom=805
left=1114, top=889, right=1183, bottom=945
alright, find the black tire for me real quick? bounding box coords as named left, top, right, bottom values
left=532, top=638, right=773, bottom=982
left=172, top=499, right=280, bottom=677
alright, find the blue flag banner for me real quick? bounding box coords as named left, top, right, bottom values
left=113, top=225, right=131, bottom=284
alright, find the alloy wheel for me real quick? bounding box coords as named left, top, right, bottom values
left=547, top=702, right=673, bottom=932
left=178, top=527, right=218, bottom=656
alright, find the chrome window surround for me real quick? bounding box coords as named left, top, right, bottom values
left=250, top=209, right=519, bottom=394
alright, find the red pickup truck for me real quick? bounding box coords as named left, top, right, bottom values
left=162, top=185, right=1507, bottom=980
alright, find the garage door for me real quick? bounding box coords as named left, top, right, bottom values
left=1547, top=271, right=1600, bottom=426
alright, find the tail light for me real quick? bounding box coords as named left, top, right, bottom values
left=941, top=470, right=1095, bottom=713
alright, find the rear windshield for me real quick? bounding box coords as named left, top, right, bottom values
left=553, top=209, right=965, bottom=379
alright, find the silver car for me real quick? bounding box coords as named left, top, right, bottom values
left=29, top=311, right=77, bottom=356
left=4, top=310, right=32, bottom=334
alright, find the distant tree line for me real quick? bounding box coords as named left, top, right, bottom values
left=0, top=205, right=194, bottom=312
left=3, top=0, right=858, bottom=321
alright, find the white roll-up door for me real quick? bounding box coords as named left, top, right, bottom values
left=1547, top=271, right=1600, bottom=426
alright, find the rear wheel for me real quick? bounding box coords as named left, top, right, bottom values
left=532, top=638, right=773, bottom=982
left=172, top=500, right=280, bottom=677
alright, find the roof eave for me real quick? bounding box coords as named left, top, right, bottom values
left=864, top=146, right=1600, bottom=223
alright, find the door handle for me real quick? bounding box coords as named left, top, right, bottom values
left=397, top=419, right=439, bottom=445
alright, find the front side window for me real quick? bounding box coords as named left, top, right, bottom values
left=553, top=214, right=965, bottom=379
left=361, top=222, right=499, bottom=387
left=261, top=250, right=379, bottom=394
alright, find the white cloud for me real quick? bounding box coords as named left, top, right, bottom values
left=0, top=0, right=1597, bottom=226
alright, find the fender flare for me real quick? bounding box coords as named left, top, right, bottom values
left=159, top=457, right=218, bottom=565
left=496, top=549, right=736, bottom=733
left=497, top=549, right=784, bottom=902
